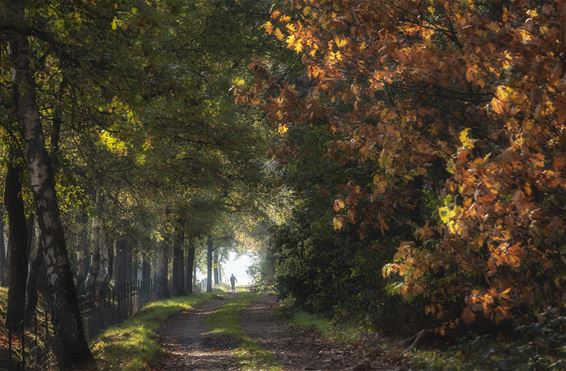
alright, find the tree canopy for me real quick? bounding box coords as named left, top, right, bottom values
left=0, top=0, right=564, bottom=368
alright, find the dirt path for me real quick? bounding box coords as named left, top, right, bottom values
left=154, top=293, right=394, bottom=370
left=154, top=296, right=240, bottom=370
left=240, top=295, right=392, bottom=370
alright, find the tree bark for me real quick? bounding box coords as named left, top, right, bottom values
left=0, top=206, right=6, bottom=286
left=4, top=161, right=29, bottom=330
left=206, top=237, right=213, bottom=293
left=24, top=237, right=43, bottom=325
left=185, top=239, right=195, bottom=294
left=213, top=249, right=220, bottom=285
left=172, top=219, right=185, bottom=296
left=141, top=255, right=151, bottom=294
left=193, top=264, right=197, bottom=292
left=76, top=211, right=90, bottom=290
left=83, top=209, right=100, bottom=300
left=98, top=238, right=114, bottom=298
left=156, top=241, right=170, bottom=298
left=115, top=237, right=132, bottom=286
left=7, top=9, right=93, bottom=366
left=133, top=257, right=139, bottom=281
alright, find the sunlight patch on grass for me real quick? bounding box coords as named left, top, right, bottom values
left=206, top=291, right=283, bottom=371
left=91, top=292, right=219, bottom=370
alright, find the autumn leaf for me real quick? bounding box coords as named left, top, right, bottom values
left=333, top=199, right=346, bottom=212
left=286, top=34, right=296, bottom=49
left=277, top=123, right=289, bottom=135
left=111, top=17, right=122, bottom=30
left=332, top=217, right=344, bottom=231
left=459, top=128, right=475, bottom=149
left=263, top=21, right=274, bottom=34
left=491, top=98, right=505, bottom=114
left=307, top=65, right=322, bottom=79
left=274, top=28, right=285, bottom=41
left=334, top=36, right=348, bottom=48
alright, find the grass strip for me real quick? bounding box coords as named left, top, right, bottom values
left=91, top=291, right=219, bottom=370
left=206, top=291, right=283, bottom=371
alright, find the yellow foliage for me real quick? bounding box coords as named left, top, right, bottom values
left=332, top=217, right=344, bottom=231
left=459, top=128, right=475, bottom=149
left=334, top=36, right=348, bottom=48
left=274, top=28, right=285, bottom=41
left=263, top=21, right=274, bottom=34
left=277, top=123, right=289, bottom=135
left=333, top=199, right=345, bottom=212
left=99, top=130, right=127, bottom=156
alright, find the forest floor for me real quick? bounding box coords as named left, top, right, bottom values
left=153, top=292, right=395, bottom=370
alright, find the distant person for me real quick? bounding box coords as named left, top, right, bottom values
left=230, top=274, right=237, bottom=293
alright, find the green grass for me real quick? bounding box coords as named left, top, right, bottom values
left=206, top=291, right=283, bottom=371
left=91, top=291, right=219, bottom=370
left=288, top=310, right=367, bottom=344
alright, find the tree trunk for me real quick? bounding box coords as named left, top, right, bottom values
left=185, top=239, right=195, bottom=294
left=115, top=237, right=132, bottom=286
left=206, top=237, right=213, bottom=293
left=141, top=255, right=151, bottom=294
left=98, top=238, right=114, bottom=298
left=83, top=210, right=100, bottom=300
left=76, top=211, right=90, bottom=290
left=213, top=249, right=219, bottom=285
left=0, top=206, right=6, bottom=286
left=8, top=12, right=93, bottom=366
left=172, top=219, right=185, bottom=296
left=193, top=264, right=197, bottom=292
left=24, top=237, right=43, bottom=324
left=133, top=256, right=139, bottom=281
left=156, top=242, right=170, bottom=298
left=4, top=161, right=29, bottom=330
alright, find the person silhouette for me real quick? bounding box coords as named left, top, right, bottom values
left=230, top=274, right=237, bottom=293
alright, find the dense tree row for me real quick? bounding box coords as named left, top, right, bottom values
left=242, top=0, right=565, bottom=337
left=0, top=0, right=277, bottom=368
